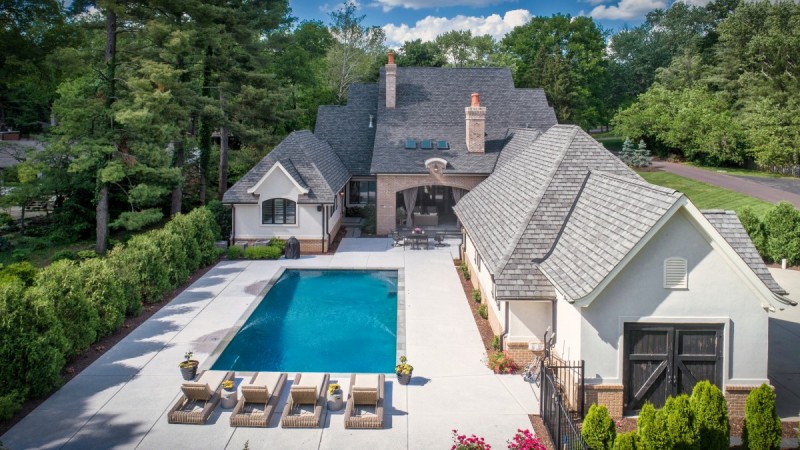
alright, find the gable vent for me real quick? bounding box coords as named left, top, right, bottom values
left=664, top=257, right=688, bottom=289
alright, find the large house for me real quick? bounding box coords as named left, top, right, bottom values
left=223, top=54, right=788, bottom=418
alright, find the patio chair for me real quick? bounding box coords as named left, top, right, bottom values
left=167, top=370, right=234, bottom=425
left=344, top=373, right=385, bottom=429
left=280, top=373, right=330, bottom=428
left=434, top=232, right=446, bottom=247
left=391, top=230, right=404, bottom=247
left=230, top=372, right=288, bottom=427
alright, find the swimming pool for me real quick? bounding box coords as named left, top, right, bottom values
left=211, top=269, right=399, bottom=373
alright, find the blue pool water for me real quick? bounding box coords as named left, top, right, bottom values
left=211, top=269, right=398, bottom=373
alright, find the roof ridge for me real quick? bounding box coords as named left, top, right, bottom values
left=495, top=126, right=580, bottom=277
left=590, top=170, right=680, bottom=196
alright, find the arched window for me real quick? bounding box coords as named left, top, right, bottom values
left=262, top=198, right=296, bottom=224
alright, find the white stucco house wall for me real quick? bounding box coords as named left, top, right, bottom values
left=454, top=125, right=789, bottom=418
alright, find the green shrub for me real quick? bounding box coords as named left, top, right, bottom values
left=206, top=199, right=231, bottom=240
left=78, top=258, right=127, bottom=338
left=0, top=212, right=16, bottom=232
left=582, top=404, right=616, bottom=450
left=270, top=238, right=286, bottom=251
left=0, top=262, right=38, bottom=286
left=690, top=380, right=729, bottom=450
left=360, top=205, right=376, bottom=234
left=51, top=249, right=77, bottom=262
left=491, top=335, right=501, bottom=351
left=190, top=207, right=221, bottom=266
left=763, top=202, right=800, bottom=265
left=29, top=260, right=99, bottom=358
left=477, top=303, right=488, bottom=319
left=76, top=250, right=98, bottom=260
left=661, top=394, right=698, bottom=449
left=227, top=245, right=244, bottom=259
left=164, top=213, right=201, bottom=273
left=472, top=289, right=481, bottom=303
left=112, top=234, right=170, bottom=304
left=0, top=279, right=66, bottom=398
left=742, top=384, right=781, bottom=450
left=738, top=207, right=768, bottom=259
left=106, top=245, right=143, bottom=316
left=11, top=249, right=28, bottom=261
left=487, top=351, right=518, bottom=374
left=244, top=245, right=282, bottom=260
left=638, top=402, right=668, bottom=450
left=0, top=390, right=24, bottom=421
left=149, top=229, right=190, bottom=290
left=460, top=263, right=470, bottom=280
left=0, top=236, right=12, bottom=252
left=612, top=431, right=638, bottom=450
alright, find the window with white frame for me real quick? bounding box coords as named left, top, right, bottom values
left=664, top=257, right=688, bottom=289
left=262, top=198, right=296, bottom=224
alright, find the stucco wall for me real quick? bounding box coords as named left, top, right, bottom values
left=508, top=301, right=552, bottom=344
left=464, top=232, right=504, bottom=335
left=564, top=210, right=769, bottom=386
left=376, top=173, right=485, bottom=235
left=232, top=164, right=341, bottom=243
left=555, top=292, right=582, bottom=361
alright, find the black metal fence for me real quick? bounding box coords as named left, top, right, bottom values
left=540, top=360, right=588, bottom=450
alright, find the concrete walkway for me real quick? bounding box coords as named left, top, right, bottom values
left=652, top=161, right=800, bottom=208
left=1, top=238, right=538, bottom=450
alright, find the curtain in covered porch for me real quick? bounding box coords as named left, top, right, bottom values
left=452, top=187, right=466, bottom=204
left=402, top=187, right=418, bottom=227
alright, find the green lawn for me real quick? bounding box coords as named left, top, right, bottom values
left=638, top=171, right=774, bottom=217
left=591, top=132, right=624, bottom=152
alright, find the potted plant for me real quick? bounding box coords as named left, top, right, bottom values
left=396, top=355, right=413, bottom=385
left=179, top=351, right=199, bottom=380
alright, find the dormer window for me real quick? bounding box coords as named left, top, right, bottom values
left=262, top=198, right=296, bottom=224
left=664, top=257, right=688, bottom=289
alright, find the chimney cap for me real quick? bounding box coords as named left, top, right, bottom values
left=387, top=51, right=395, bottom=65
left=471, top=93, right=480, bottom=107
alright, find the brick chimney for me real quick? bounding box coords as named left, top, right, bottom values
left=465, top=93, right=486, bottom=153
left=386, top=51, right=397, bottom=109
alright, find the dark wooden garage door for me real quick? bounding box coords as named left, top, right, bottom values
left=623, top=323, right=723, bottom=413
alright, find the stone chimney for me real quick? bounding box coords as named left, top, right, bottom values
left=386, top=51, right=397, bottom=109
left=465, top=93, right=486, bottom=153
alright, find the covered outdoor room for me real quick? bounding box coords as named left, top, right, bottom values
left=395, top=185, right=468, bottom=231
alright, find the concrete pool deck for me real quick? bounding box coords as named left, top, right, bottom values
left=1, top=238, right=539, bottom=450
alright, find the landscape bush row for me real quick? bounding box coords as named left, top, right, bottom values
left=739, top=201, right=800, bottom=265
left=581, top=382, right=780, bottom=450
left=226, top=238, right=286, bottom=260
left=0, top=207, right=220, bottom=421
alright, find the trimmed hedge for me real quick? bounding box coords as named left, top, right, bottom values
left=690, top=381, right=729, bottom=450
left=227, top=245, right=244, bottom=259
left=582, top=404, right=616, bottom=450
left=763, top=202, right=800, bottom=265
left=0, top=206, right=220, bottom=423
left=742, top=384, right=781, bottom=450
left=612, top=431, right=638, bottom=450
left=243, top=245, right=282, bottom=260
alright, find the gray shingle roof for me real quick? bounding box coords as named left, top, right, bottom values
left=539, top=172, right=683, bottom=301
left=222, top=130, right=349, bottom=204
left=370, top=67, right=558, bottom=174
left=454, top=125, right=639, bottom=299
left=703, top=210, right=788, bottom=295
left=315, top=83, right=377, bottom=177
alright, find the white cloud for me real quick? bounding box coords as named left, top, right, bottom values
left=382, top=9, right=533, bottom=47
left=372, top=0, right=513, bottom=12
left=676, top=0, right=714, bottom=5
left=589, top=0, right=667, bottom=19
left=320, top=1, right=362, bottom=13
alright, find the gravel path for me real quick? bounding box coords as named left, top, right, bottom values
left=652, top=161, right=800, bottom=208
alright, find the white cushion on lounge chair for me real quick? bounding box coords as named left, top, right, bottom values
left=353, top=374, right=379, bottom=390
left=294, top=373, right=325, bottom=394
left=181, top=370, right=227, bottom=400
left=251, top=372, right=283, bottom=397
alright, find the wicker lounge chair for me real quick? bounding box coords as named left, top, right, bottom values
left=230, top=372, right=288, bottom=427
left=280, top=373, right=330, bottom=428
left=344, top=373, right=385, bottom=429
left=167, top=370, right=234, bottom=425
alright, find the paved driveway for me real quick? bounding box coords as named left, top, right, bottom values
left=768, top=268, right=800, bottom=420
left=1, top=238, right=538, bottom=450
left=652, top=161, right=800, bottom=208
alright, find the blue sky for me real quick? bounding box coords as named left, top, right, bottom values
left=289, top=0, right=708, bottom=47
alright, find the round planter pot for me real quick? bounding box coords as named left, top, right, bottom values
left=180, top=361, right=199, bottom=380
left=397, top=372, right=412, bottom=385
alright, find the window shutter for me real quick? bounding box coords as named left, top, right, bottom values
left=664, top=257, right=688, bottom=289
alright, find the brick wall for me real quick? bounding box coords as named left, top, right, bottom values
left=585, top=384, right=625, bottom=419
left=376, top=174, right=486, bottom=235
left=505, top=342, right=539, bottom=368
left=725, top=385, right=764, bottom=419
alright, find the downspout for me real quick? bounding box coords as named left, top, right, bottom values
left=503, top=298, right=509, bottom=351
left=231, top=205, right=236, bottom=244
left=325, top=205, right=331, bottom=252
left=320, top=204, right=326, bottom=253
